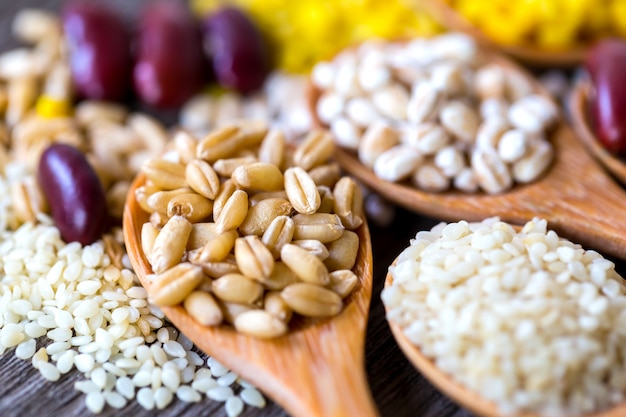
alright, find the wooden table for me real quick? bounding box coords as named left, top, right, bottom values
left=0, top=1, right=520, bottom=417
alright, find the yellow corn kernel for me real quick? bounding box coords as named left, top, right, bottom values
left=35, top=95, right=72, bottom=119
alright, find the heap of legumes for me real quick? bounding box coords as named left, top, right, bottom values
left=382, top=217, right=626, bottom=416
left=311, top=33, right=559, bottom=194
left=136, top=123, right=364, bottom=338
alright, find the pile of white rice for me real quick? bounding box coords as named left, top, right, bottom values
left=382, top=217, right=626, bottom=417
left=0, top=173, right=266, bottom=415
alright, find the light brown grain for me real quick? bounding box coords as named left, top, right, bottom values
left=167, top=193, right=213, bottom=223
left=333, top=176, right=364, bottom=230
left=185, top=159, right=220, bottom=199
left=235, top=235, right=275, bottom=281
left=212, top=273, right=264, bottom=304
left=324, top=230, right=360, bottom=271
left=148, top=262, right=204, bottom=306
left=292, top=213, right=344, bottom=243
left=280, top=244, right=329, bottom=286
left=239, top=198, right=292, bottom=236
left=280, top=283, right=342, bottom=317
left=292, top=130, right=335, bottom=171
left=284, top=167, right=321, bottom=214
left=215, top=189, right=248, bottom=233
left=184, top=290, right=223, bottom=326
left=233, top=310, right=287, bottom=339
left=141, top=159, right=187, bottom=190
left=231, top=162, right=284, bottom=192
left=261, top=215, right=295, bottom=258
left=150, top=215, right=192, bottom=273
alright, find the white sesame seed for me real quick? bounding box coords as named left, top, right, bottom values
left=15, top=338, right=36, bottom=359
left=240, top=387, right=266, bottom=408
left=85, top=391, right=105, bottom=413
left=217, top=371, right=238, bottom=387
left=154, top=386, right=173, bottom=410
left=91, top=367, right=107, bottom=389
left=56, top=349, right=76, bottom=374
left=191, top=376, right=218, bottom=393
left=207, top=357, right=229, bottom=377
left=226, top=395, right=244, bottom=417
left=176, top=385, right=201, bottom=403
left=38, top=360, right=61, bottom=381
left=136, top=387, right=155, bottom=410
left=115, top=376, right=135, bottom=400
left=207, top=385, right=234, bottom=402
left=104, top=391, right=127, bottom=409
left=132, top=370, right=152, bottom=387
left=75, top=380, right=99, bottom=394
left=162, top=367, right=181, bottom=392
left=163, top=340, right=186, bottom=358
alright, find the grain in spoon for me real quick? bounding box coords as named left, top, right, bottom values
left=309, top=51, right=626, bottom=261
left=123, top=172, right=378, bottom=417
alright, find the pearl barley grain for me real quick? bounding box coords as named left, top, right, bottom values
left=313, top=34, right=555, bottom=195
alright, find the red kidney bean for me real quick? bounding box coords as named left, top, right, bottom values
left=38, top=143, right=108, bottom=246
left=133, top=1, right=208, bottom=109
left=203, top=7, right=270, bottom=94
left=62, top=1, right=132, bottom=101
left=585, top=39, right=626, bottom=156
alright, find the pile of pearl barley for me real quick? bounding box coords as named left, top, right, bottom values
left=383, top=217, right=626, bottom=416
left=0, top=182, right=266, bottom=415
left=312, top=33, right=559, bottom=194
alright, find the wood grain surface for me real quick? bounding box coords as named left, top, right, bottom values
left=0, top=1, right=472, bottom=416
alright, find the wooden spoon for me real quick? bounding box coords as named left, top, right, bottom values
left=123, top=174, right=378, bottom=417
left=308, top=55, right=626, bottom=261
left=422, top=0, right=586, bottom=67
left=569, top=79, right=626, bottom=186
left=383, top=266, right=626, bottom=417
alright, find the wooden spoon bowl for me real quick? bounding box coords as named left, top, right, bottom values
left=383, top=258, right=626, bottom=417
left=421, top=0, right=587, bottom=67
left=123, top=174, right=378, bottom=417
left=568, top=79, right=626, bottom=186
left=308, top=49, right=626, bottom=261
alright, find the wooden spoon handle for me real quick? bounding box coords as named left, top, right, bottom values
left=274, top=330, right=379, bottom=417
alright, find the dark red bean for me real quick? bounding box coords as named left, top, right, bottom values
left=62, top=1, right=132, bottom=101
left=585, top=39, right=626, bottom=156
left=133, top=1, right=207, bottom=109
left=38, top=143, right=108, bottom=246
left=203, top=7, right=270, bottom=94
